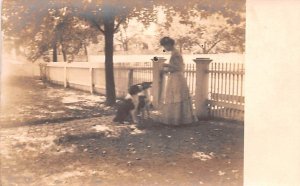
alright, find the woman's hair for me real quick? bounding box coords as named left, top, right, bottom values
left=160, top=37, right=175, bottom=46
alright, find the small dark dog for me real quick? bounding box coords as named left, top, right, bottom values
left=113, top=82, right=152, bottom=124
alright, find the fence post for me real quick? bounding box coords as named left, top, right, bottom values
left=89, top=67, right=94, bottom=94
left=128, top=68, right=134, bottom=88
left=193, top=58, right=212, bottom=119
left=152, top=57, right=167, bottom=108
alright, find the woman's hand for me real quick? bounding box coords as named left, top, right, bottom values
left=162, top=63, right=169, bottom=67
left=162, top=63, right=178, bottom=73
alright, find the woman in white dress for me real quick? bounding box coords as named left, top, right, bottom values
left=158, top=37, right=197, bottom=125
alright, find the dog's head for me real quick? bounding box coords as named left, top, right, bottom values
left=140, top=82, right=152, bottom=90
left=128, top=82, right=152, bottom=95
left=128, top=84, right=143, bottom=95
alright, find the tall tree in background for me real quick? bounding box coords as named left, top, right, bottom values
left=190, top=13, right=245, bottom=54
left=2, top=1, right=99, bottom=62
left=158, top=11, right=245, bottom=54
left=2, top=0, right=54, bottom=59
left=115, top=21, right=144, bottom=52
left=157, top=15, right=195, bottom=53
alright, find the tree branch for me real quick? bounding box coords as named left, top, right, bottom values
left=206, top=40, right=222, bottom=53
left=195, top=42, right=203, bottom=48
left=98, top=26, right=105, bottom=34
left=87, top=17, right=104, bottom=34
left=114, top=17, right=126, bottom=33
left=115, top=38, right=123, bottom=42
left=214, top=28, right=226, bottom=40
left=92, top=20, right=104, bottom=34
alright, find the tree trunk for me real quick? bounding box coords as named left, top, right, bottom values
left=104, top=16, right=116, bottom=105
left=201, top=42, right=208, bottom=54
left=52, top=42, right=58, bottom=62
left=124, top=41, right=129, bottom=51
left=59, top=38, right=66, bottom=62
left=179, top=43, right=183, bottom=53
left=14, top=41, right=22, bottom=56
left=83, top=43, right=88, bottom=56
left=62, top=48, right=67, bottom=62
left=83, top=42, right=89, bottom=62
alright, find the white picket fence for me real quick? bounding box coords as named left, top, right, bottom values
left=40, top=60, right=244, bottom=122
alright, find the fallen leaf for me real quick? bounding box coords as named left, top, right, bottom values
left=218, top=171, right=226, bottom=176
left=137, top=168, right=144, bottom=172
left=192, top=152, right=213, bottom=161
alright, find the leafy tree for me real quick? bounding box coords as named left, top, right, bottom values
left=55, top=13, right=100, bottom=62
left=191, top=14, right=245, bottom=54
left=157, top=16, right=195, bottom=53
left=2, top=1, right=100, bottom=62
left=115, top=20, right=145, bottom=52
left=158, top=11, right=245, bottom=54
left=2, top=0, right=245, bottom=105
left=2, top=0, right=55, bottom=59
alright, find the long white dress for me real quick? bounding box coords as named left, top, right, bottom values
left=157, top=50, right=197, bottom=125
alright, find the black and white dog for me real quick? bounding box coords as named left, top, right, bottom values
left=113, top=82, right=152, bottom=124
left=136, top=84, right=152, bottom=119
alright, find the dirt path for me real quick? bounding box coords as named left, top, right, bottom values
left=0, top=77, right=243, bottom=186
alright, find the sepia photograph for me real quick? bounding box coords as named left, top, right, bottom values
left=0, top=0, right=246, bottom=185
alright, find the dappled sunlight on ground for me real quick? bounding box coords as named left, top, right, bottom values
left=0, top=76, right=243, bottom=185
left=0, top=77, right=114, bottom=128
left=1, top=115, right=243, bottom=185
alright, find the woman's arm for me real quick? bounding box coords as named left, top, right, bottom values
left=163, top=55, right=184, bottom=72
